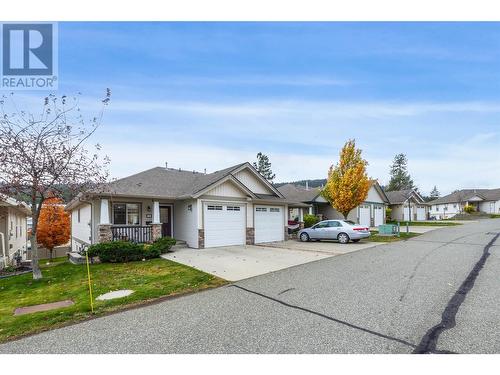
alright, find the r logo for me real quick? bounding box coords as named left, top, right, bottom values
left=2, top=23, right=53, bottom=76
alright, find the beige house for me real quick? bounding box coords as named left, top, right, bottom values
left=385, top=189, right=429, bottom=221
left=66, top=162, right=307, bottom=251
left=278, top=181, right=389, bottom=228
left=0, top=195, right=31, bottom=268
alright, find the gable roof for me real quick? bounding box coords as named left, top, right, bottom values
left=0, top=194, right=31, bottom=216
left=277, top=184, right=322, bottom=203
left=278, top=180, right=389, bottom=204
left=385, top=189, right=425, bottom=205
left=428, top=188, right=500, bottom=205
left=66, top=162, right=285, bottom=210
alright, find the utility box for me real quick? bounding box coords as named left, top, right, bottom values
left=378, top=224, right=399, bottom=236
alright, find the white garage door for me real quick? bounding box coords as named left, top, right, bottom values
left=359, top=205, right=371, bottom=227
left=403, top=206, right=412, bottom=221
left=374, top=205, right=384, bottom=227
left=417, top=207, right=426, bottom=221
left=204, top=203, right=246, bottom=248
left=255, top=206, right=284, bottom=243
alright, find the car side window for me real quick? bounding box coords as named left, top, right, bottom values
left=314, top=222, right=328, bottom=229
left=328, top=221, right=342, bottom=227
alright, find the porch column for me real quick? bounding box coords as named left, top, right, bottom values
left=151, top=201, right=162, bottom=241
left=98, top=198, right=112, bottom=243
left=308, top=206, right=313, bottom=215
left=100, top=199, right=110, bottom=225
left=299, top=208, right=304, bottom=222
left=152, top=201, right=160, bottom=224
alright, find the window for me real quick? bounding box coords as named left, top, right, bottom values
left=227, top=206, right=241, bottom=211
left=436, top=206, right=439, bottom=211
left=256, top=207, right=267, bottom=212
left=207, top=205, right=223, bottom=211
left=270, top=208, right=280, bottom=212
left=453, top=204, right=457, bottom=208
left=77, top=208, right=81, bottom=223
left=113, top=203, right=140, bottom=225
left=313, top=221, right=329, bottom=229
left=327, top=221, right=342, bottom=227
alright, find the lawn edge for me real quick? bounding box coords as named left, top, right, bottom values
left=0, top=279, right=228, bottom=345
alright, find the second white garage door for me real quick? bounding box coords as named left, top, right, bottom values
left=374, top=205, right=384, bottom=227
left=254, top=206, right=284, bottom=243
left=359, top=205, right=371, bottom=227
left=204, top=203, right=246, bottom=248
left=416, top=206, right=426, bottom=221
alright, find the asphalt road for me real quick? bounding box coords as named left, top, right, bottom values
left=1, top=219, right=499, bottom=353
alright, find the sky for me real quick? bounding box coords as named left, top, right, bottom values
left=10, top=22, right=500, bottom=195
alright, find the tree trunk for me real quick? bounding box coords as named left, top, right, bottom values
left=49, top=248, right=53, bottom=261
left=343, top=212, right=348, bottom=220
left=30, top=233, right=42, bottom=280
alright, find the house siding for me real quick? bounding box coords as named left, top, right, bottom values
left=71, top=203, right=92, bottom=252
left=0, top=206, right=28, bottom=268
left=173, top=199, right=198, bottom=248
left=234, top=169, right=273, bottom=195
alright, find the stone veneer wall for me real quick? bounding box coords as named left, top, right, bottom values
left=98, top=224, right=112, bottom=243
left=198, top=229, right=205, bottom=249
left=284, top=226, right=289, bottom=241
left=246, top=227, right=255, bottom=245
left=151, top=224, right=162, bottom=241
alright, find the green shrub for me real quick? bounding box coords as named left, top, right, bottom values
left=303, top=214, right=319, bottom=228
left=149, top=236, right=176, bottom=254
left=490, top=214, right=500, bottom=219
left=463, top=204, right=475, bottom=214
left=87, top=241, right=160, bottom=263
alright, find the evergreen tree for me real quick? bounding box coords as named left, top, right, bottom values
left=386, top=153, right=414, bottom=192
left=253, top=152, right=276, bottom=182
left=430, top=185, right=440, bottom=199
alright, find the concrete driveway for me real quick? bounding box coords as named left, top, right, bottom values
left=162, top=244, right=334, bottom=281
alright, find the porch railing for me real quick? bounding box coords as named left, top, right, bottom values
left=111, top=225, right=152, bottom=243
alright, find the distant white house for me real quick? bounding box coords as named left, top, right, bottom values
left=385, top=189, right=429, bottom=221
left=429, top=189, right=500, bottom=219
left=0, top=195, right=31, bottom=268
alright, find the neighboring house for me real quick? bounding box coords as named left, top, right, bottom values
left=0, top=195, right=31, bottom=268
left=385, top=189, right=429, bottom=221
left=429, top=188, right=500, bottom=219
left=278, top=181, right=389, bottom=227
left=66, top=162, right=308, bottom=250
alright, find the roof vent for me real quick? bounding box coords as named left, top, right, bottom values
left=204, top=168, right=207, bottom=174
left=165, top=162, right=168, bottom=169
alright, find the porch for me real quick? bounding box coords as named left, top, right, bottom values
left=97, top=199, right=172, bottom=244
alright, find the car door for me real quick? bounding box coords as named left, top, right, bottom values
left=325, top=220, right=342, bottom=239
left=310, top=221, right=328, bottom=239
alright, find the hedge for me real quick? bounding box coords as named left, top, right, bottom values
left=86, top=236, right=176, bottom=263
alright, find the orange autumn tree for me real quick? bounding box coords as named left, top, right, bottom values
left=36, top=197, right=71, bottom=260
left=322, top=139, right=371, bottom=219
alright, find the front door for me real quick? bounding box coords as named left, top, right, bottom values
left=159, top=206, right=172, bottom=237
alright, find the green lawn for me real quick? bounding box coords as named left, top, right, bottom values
left=0, top=257, right=226, bottom=343
left=386, top=221, right=461, bottom=227
left=368, top=231, right=421, bottom=242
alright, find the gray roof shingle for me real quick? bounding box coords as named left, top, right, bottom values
left=100, top=163, right=247, bottom=199
left=277, top=184, right=321, bottom=203
left=385, top=189, right=417, bottom=204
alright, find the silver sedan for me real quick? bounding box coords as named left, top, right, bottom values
left=298, top=220, right=370, bottom=244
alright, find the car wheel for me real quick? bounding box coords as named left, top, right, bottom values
left=352, top=239, right=360, bottom=243
left=300, top=232, right=310, bottom=242
left=338, top=232, right=350, bottom=244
